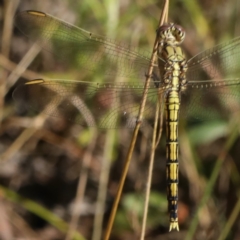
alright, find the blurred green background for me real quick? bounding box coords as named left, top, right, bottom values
left=1, top=0, right=240, bottom=239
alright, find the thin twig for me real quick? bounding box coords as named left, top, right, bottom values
left=0, top=0, right=20, bottom=124
left=140, top=100, right=160, bottom=240
left=140, top=1, right=169, bottom=237
left=103, top=1, right=170, bottom=239
left=218, top=191, right=240, bottom=240
left=6, top=44, right=41, bottom=91
left=0, top=96, right=61, bottom=162
left=2, top=0, right=19, bottom=57
left=92, top=129, right=115, bottom=240
left=155, top=93, right=164, bottom=148
left=0, top=53, right=40, bottom=81
left=65, top=129, right=97, bottom=240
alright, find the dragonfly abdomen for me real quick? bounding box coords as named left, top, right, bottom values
left=165, top=90, right=180, bottom=231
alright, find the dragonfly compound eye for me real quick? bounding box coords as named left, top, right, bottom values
left=158, top=24, right=185, bottom=44
left=171, top=24, right=185, bottom=43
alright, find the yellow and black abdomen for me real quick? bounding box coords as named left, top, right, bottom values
left=164, top=89, right=180, bottom=231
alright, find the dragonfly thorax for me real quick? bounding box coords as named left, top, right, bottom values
left=157, top=45, right=188, bottom=91
left=156, top=23, right=187, bottom=91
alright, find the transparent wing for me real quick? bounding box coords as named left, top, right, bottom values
left=187, top=37, right=240, bottom=81
left=13, top=79, right=160, bottom=128
left=15, top=10, right=159, bottom=80
left=182, top=36, right=240, bottom=120
left=181, top=80, right=240, bottom=121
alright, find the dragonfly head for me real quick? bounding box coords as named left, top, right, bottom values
left=157, top=23, right=185, bottom=45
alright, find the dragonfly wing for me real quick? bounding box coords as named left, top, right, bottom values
left=180, top=80, right=240, bottom=121
left=187, top=37, right=240, bottom=81
left=15, top=10, right=158, bottom=80
left=13, top=79, right=159, bottom=128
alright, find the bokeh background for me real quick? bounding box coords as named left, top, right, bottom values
left=1, top=0, right=240, bottom=239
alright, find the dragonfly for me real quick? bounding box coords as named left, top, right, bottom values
left=13, top=10, right=240, bottom=231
